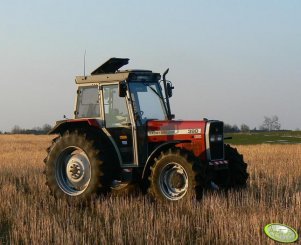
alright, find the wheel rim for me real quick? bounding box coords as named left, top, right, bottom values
left=159, top=162, right=188, bottom=200
left=55, top=147, right=91, bottom=196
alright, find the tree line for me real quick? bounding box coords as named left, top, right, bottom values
left=224, top=115, right=282, bottom=133
left=0, top=124, right=52, bottom=135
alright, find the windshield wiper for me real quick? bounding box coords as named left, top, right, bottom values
left=142, top=81, right=169, bottom=119
left=142, top=82, right=164, bottom=101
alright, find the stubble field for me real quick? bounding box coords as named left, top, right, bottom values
left=0, top=135, right=300, bottom=244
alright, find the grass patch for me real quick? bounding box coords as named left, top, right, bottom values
left=225, top=131, right=301, bottom=145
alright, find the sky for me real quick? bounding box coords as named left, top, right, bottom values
left=0, top=1, right=300, bottom=132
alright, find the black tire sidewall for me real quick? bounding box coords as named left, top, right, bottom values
left=210, top=145, right=248, bottom=190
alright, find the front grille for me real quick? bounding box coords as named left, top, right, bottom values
left=206, top=121, right=224, bottom=160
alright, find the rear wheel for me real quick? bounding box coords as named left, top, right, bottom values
left=55, top=146, right=91, bottom=196
left=44, top=131, right=110, bottom=201
left=212, top=144, right=248, bottom=189
left=148, top=148, right=203, bottom=202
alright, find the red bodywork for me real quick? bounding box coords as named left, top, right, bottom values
left=50, top=118, right=208, bottom=162
left=147, top=120, right=207, bottom=161
left=66, top=118, right=99, bottom=127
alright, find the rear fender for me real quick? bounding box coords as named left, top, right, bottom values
left=48, top=119, right=100, bottom=135
left=141, top=140, right=190, bottom=179
left=48, top=119, right=123, bottom=167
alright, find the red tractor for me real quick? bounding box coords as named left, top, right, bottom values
left=45, top=58, right=248, bottom=202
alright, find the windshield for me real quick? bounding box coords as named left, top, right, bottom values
left=129, top=81, right=167, bottom=123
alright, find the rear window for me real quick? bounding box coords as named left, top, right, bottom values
left=76, top=86, right=100, bottom=118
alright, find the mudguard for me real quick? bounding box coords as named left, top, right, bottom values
left=48, top=119, right=100, bottom=134
left=141, top=140, right=190, bottom=179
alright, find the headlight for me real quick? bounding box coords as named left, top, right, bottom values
left=210, top=135, right=216, bottom=142
left=210, top=135, right=223, bottom=142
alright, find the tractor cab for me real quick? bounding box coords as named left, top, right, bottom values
left=73, top=58, right=173, bottom=167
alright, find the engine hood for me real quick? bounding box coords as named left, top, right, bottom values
left=147, top=120, right=207, bottom=142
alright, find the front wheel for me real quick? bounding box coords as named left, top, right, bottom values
left=148, top=148, right=203, bottom=202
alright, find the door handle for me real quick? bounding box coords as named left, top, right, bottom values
left=121, top=122, right=132, bottom=127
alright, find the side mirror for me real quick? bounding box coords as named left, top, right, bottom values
left=119, top=81, right=127, bottom=97
left=166, top=82, right=174, bottom=98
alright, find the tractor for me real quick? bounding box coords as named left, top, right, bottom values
left=44, top=58, right=248, bottom=202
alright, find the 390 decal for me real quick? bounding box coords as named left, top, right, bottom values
left=188, top=129, right=201, bottom=134
left=148, top=128, right=202, bottom=136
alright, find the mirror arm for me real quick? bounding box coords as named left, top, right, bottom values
left=163, top=68, right=172, bottom=120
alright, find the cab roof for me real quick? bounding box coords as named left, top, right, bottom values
left=75, top=57, right=156, bottom=84
left=91, top=57, right=129, bottom=75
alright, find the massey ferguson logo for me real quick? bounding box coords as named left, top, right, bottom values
left=148, top=128, right=201, bottom=136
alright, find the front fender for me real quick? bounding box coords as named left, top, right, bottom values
left=141, top=140, right=190, bottom=179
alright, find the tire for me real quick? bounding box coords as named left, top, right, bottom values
left=148, top=148, right=203, bottom=202
left=212, top=144, right=249, bottom=189
left=44, top=130, right=110, bottom=201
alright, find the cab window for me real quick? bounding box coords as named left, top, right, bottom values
left=103, top=85, right=130, bottom=127
left=76, top=86, right=100, bottom=118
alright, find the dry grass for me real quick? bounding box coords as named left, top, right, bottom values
left=0, top=135, right=300, bottom=244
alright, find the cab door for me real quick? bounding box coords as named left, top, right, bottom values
left=102, top=84, right=135, bottom=165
